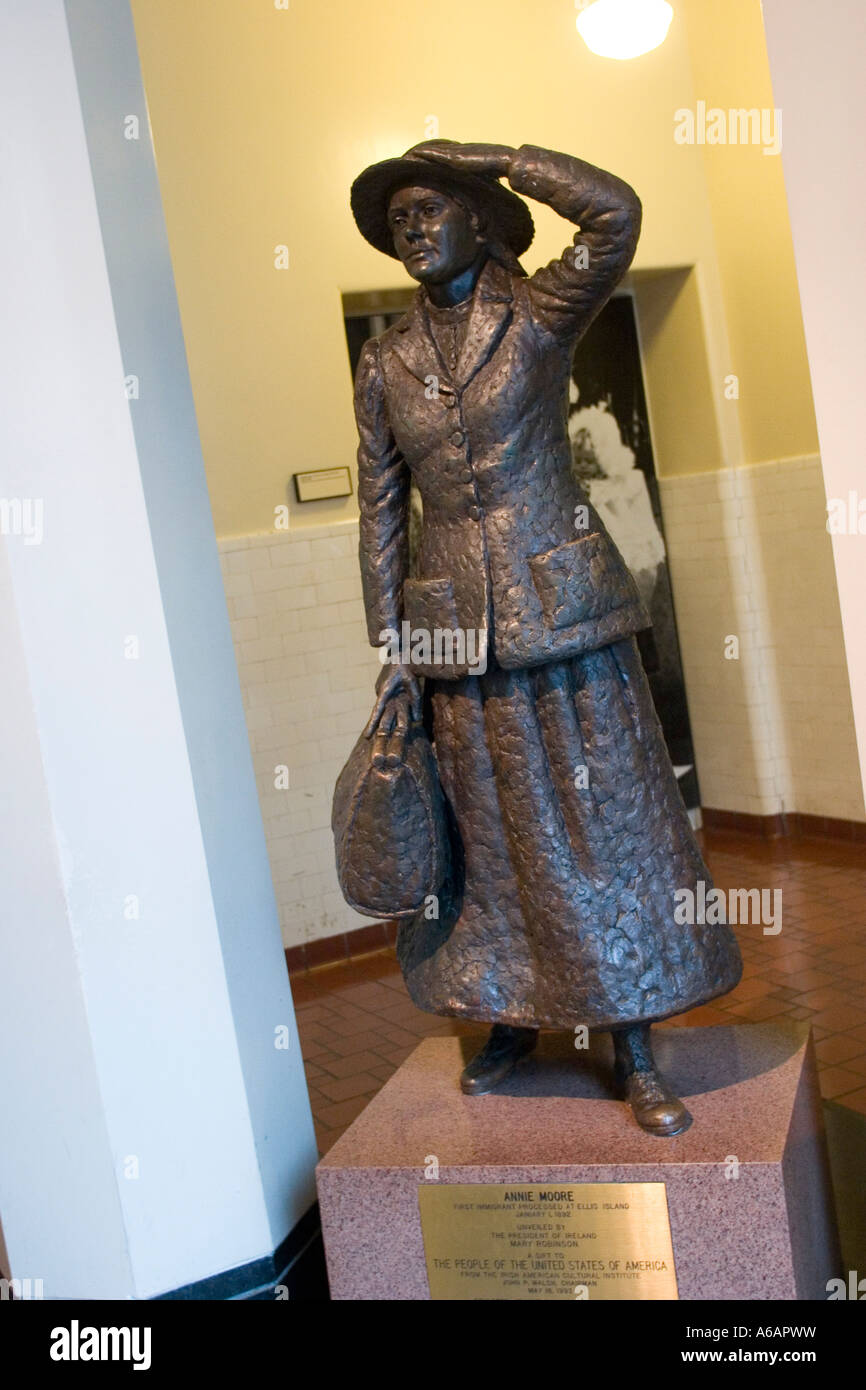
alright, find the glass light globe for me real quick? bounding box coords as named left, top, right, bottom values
left=576, top=0, right=674, bottom=61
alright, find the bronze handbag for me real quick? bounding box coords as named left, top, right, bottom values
left=332, top=718, right=450, bottom=919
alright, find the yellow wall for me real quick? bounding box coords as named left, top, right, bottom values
left=131, top=0, right=816, bottom=534
left=681, top=0, right=819, bottom=464
left=634, top=267, right=726, bottom=477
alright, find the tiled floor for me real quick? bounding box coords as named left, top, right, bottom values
left=291, top=828, right=866, bottom=1157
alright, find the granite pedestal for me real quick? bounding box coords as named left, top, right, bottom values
left=316, top=1023, right=841, bottom=1300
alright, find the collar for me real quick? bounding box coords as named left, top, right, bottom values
left=389, top=258, right=514, bottom=391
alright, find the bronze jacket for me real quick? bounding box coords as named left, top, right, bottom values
left=354, top=144, right=649, bottom=679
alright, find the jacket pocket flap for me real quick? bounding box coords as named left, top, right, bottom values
left=529, top=532, right=640, bottom=631
left=402, top=576, right=460, bottom=633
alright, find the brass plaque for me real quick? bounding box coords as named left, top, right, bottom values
left=418, top=1183, right=678, bottom=1300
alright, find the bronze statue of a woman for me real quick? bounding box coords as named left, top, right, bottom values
left=347, top=140, right=742, bottom=1137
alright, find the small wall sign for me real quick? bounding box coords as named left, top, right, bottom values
left=293, top=467, right=353, bottom=503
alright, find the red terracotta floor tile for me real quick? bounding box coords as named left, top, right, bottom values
left=790, top=988, right=850, bottom=1011
left=315, top=1128, right=344, bottom=1156
left=318, top=1050, right=385, bottom=1079
left=721, top=997, right=796, bottom=1022
left=373, top=1044, right=419, bottom=1068
left=325, top=1029, right=392, bottom=1056
left=815, top=1035, right=866, bottom=1065
left=809, top=1004, right=866, bottom=1033
left=763, top=952, right=826, bottom=975
left=379, top=1023, right=430, bottom=1048
left=723, top=977, right=783, bottom=1003
left=376, top=1006, right=435, bottom=1032
left=324, top=1013, right=391, bottom=1038
left=818, top=1067, right=866, bottom=1100
left=670, top=1004, right=733, bottom=1027
left=368, top=1063, right=399, bottom=1084
left=315, top=1072, right=382, bottom=1103
left=835, top=1087, right=866, bottom=1117
left=315, top=1095, right=372, bottom=1129
left=761, top=970, right=839, bottom=993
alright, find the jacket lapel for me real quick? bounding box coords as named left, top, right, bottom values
left=388, top=258, right=514, bottom=396
left=389, top=294, right=443, bottom=389
left=453, top=259, right=514, bottom=390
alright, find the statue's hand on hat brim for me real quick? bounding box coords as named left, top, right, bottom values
left=404, top=140, right=516, bottom=180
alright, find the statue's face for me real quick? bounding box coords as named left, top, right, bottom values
left=387, top=185, right=482, bottom=284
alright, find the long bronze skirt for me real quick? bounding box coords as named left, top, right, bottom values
left=396, top=637, right=742, bottom=1031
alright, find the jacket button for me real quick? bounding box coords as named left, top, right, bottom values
left=450, top=429, right=466, bottom=447
left=459, top=468, right=473, bottom=483
left=468, top=504, right=481, bottom=521
left=443, top=394, right=457, bottom=408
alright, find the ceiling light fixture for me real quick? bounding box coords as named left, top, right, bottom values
left=576, top=0, right=674, bottom=61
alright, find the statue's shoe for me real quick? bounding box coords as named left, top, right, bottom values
left=619, top=1068, right=692, bottom=1137
left=460, top=1025, right=538, bottom=1096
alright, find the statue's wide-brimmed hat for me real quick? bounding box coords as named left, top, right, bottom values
left=351, top=154, right=535, bottom=260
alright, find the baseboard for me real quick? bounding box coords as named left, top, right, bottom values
left=702, top=807, right=866, bottom=844
left=285, top=919, right=398, bottom=974
left=153, top=1202, right=329, bottom=1301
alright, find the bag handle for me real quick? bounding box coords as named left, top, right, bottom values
left=371, top=724, right=410, bottom=770
left=364, top=662, right=424, bottom=769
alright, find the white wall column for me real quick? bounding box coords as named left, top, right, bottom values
left=762, top=0, right=866, bottom=803
left=0, top=0, right=316, bottom=1299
